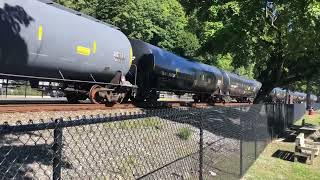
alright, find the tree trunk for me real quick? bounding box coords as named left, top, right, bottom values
left=253, top=54, right=282, bottom=104
left=253, top=83, right=274, bottom=104
left=306, top=80, right=311, bottom=110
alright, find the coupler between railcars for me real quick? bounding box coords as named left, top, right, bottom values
left=132, top=89, right=159, bottom=103
left=193, top=94, right=215, bottom=103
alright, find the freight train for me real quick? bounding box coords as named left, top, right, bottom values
left=1, top=0, right=315, bottom=105
left=128, top=39, right=261, bottom=103
left=0, top=0, right=263, bottom=104
left=268, top=88, right=317, bottom=104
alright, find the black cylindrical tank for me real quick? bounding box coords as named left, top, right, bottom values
left=130, top=39, right=223, bottom=93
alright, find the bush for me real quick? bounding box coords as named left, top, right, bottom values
left=177, top=127, right=192, bottom=140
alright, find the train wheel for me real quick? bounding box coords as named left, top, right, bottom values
left=116, top=93, right=126, bottom=104
left=89, top=85, right=103, bottom=104
left=104, top=90, right=126, bottom=104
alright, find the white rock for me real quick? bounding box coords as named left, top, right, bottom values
left=209, top=171, right=217, bottom=176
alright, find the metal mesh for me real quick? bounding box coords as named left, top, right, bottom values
left=0, top=121, right=55, bottom=179
left=312, top=103, right=320, bottom=111
left=0, top=104, right=308, bottom=180
left=61, top=112, right=200, bottom=179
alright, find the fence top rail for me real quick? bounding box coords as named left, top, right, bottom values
left=0, top=103, right=309, bottom=135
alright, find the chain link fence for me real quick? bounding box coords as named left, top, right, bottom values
left=312, top=103, right=320, bottom=111
left=0, top=103, right=310, bottom=180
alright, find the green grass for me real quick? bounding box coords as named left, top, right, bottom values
left=105, top=118, right=164, bottom=130
left=119, top=155, right=138, bottom=177
left=244, top=111, right=320, bottom=179
left=243, top=141, right=320, bottom=180
left=177, top=127, right=192, bottom=140
left=6, top=85, right=42, bottom=96
left=295, top=111, right=320, bottom=126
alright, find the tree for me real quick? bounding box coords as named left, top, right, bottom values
left=197, top=0, right=320, bottom=103
left=53, top=0, right=99, bottom=16
left=100, top=0, right=200, bottom=57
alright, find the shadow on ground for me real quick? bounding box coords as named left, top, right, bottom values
left=0, top=138, right=72, bottom=179
left=272, top=149, right=309, bottom=164
left=272, top=149, right=295, bottom=162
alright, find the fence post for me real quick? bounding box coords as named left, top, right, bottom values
left=283, top=104, right=287, bottom=132
left=24, top=81, right=27, bottom=98
left=254, top=121, right=257, bottom=160
left=5, top=79, right=8, bottom=98
left=198, top=110, right=204, bottom=180
left=278, top=104, right=281, bottom=137
left=53, top=119, right=63, bottom=180
left=240, top=136, right=243, bottom=177
left=239, top=113, right=244, bottom=177
left=272, top=104, right=275, bottom=139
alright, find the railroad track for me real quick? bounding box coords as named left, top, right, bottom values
left=214, top=102, right=252, bottom=106
left=0, top=101, right=251, bottom=113
left=0, top=103, right=137, bottom=113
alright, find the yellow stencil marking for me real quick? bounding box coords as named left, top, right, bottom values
left=93, top=41, right=97, bottom=54
left=38, top=25, right=43, bottom=41
left=129, top=48, right=133, bottom=66
left=77, top=46, right=91, bottom=56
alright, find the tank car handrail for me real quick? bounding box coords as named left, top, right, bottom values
left=131, top=64, right=138, bottom=86
left=0, top=73, right=138, bottom=88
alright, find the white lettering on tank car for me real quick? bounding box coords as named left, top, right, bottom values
left=113, top=51, right=126, bottom=62
left=30, top=52, right=48, bottom=57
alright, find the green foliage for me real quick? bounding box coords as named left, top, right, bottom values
left=216, top=53, right=233, bottom=72
left=237, top=65, right=255, bottom=79
left=7, top=86, right=42, bottom=96
left=244, top=141, right=320, bottom=179
left=108, top=0, right=199, bottom=57
left=177, top=127, right=192, bottom=140
left=53, top=0, right=99, bottom=16
left=294, top=113, right=320, bottom=127
left=196, top=0, right=320, bottom=100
